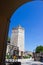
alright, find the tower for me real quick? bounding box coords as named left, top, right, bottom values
left=10, top=25, right=24, bottom=56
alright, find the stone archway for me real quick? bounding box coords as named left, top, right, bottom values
left=0, top=0, right=34, bottom=64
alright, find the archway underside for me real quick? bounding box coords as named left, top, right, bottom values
left=0, top=0, right=39, bottom=64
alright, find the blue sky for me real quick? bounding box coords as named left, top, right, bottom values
left=8, top=1, right=43, bottom=52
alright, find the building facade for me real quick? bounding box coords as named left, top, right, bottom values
left=24, top=51, right=33, bottom=57
left=10, top=25, right=24, bottom=56
left=33, top=52, right=43, bottom=62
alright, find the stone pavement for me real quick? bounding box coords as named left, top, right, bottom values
left=5, top=59, right=43, bottom=65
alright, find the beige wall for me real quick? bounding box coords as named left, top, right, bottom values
left=10, top=26, right=24, bottom=56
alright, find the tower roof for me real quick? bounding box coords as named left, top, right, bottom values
left=12, top=25, right=24, bottom=30
left=17, top=25, right=22, bottom=29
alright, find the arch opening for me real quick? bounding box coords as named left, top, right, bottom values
left=0, top=0, right=32, bottom=64
left=6, top=1, right=43, bottom=63
left=0, top=0, right=43, bottom=64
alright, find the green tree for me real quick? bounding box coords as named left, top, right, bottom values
left=23, top=56, right=30, bottom=59
left=6, top=53, right=11, bottom=59
left=7, top=37, right=10, bottom=42
left=35, top=45, right=43, bottom=53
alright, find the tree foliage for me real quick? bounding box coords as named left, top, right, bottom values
left=35, top=45, right=43, bottom=53
left=6, top=53, right=11, bottom=59
left=7, top=37, right=10, bottom=42
left=23, top=56, right=30, bottom=59
left=23, top=54, right=32, bottom=59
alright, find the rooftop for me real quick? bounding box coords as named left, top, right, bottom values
left=12, top=25, right=24, bottom=30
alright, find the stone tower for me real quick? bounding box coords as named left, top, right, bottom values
left=10, top=25, right=24, bottom=56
